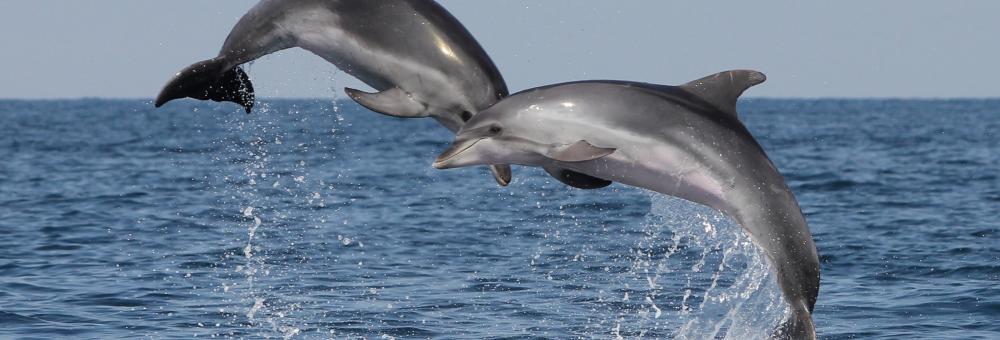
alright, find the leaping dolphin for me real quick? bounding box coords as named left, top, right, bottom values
left=432, top=70, right=821, bottom=339
left=154, top=0, right=520, bottom=185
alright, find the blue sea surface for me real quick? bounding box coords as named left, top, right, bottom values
left=0, top=99, right=997, bottom=339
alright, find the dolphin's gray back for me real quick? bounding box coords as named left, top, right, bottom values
left=513, top=81, right=758, bottom=142
left=506, top=81, right=758, bottom=151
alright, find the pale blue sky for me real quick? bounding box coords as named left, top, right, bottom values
left=1, top=1, right=999, bottom=98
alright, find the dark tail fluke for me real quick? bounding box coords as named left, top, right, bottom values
left=155, top=58, right=255, bottom=113
left=774, top=304, right=816, bottom=340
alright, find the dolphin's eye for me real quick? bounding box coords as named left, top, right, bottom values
left=488, top=126, right=502, bottom=135
left=460, top=111, right=472, bottom=122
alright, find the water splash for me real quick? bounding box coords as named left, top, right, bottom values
left=212, top=100, right=350, bottom=338
left=627, top=193, right=788, bottom=339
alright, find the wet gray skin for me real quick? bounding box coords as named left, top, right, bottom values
left=155, top=0, right=516, bottom=185
left=434, top=70, right=821, bottom=339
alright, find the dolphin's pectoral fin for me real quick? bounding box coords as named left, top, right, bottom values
left=543, top=166, right=612, bottom=189
left=489, top=164, right=512, bottom=187
left=680, top=70, right=766, bottom=118
left=155, top=58, right=255, bottom=113
left=545, top=140, right=616, bottom=163
left=345, top=87, right=429, bottom=118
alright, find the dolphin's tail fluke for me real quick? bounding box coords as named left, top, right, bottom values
left=155, top=58, right=255, bottom=113
left=774, top=303, right=816, bottom=340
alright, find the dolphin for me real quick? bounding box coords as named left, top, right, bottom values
left=154, top=0, right=525, bottom=185
left=432, top=70, right=821, bottom=339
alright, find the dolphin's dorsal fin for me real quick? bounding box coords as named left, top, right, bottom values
left=345, top=87, right=429, bottom=118
left=680, top=70, right=766, bottom=118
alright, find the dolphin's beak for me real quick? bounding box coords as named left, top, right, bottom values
left=433, top=137, right=483, bottom=169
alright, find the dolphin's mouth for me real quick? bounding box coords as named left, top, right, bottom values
left=433, top=138, right=484, bottom=169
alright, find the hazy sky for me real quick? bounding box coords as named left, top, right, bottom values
left=2, top=1, right=999, bottom=99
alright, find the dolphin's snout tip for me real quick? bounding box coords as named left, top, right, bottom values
left=432, top=154, right=454, bottom=169
left=432, top=152, right=462, bottom=169
left=433, top=138, right=482, bottom=170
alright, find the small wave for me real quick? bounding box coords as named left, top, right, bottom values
left=461, top=282, right=530, bottom=293
left=33, top=243, right=83, bottom=251
left=795, top=179, right=881, bottom=192
left=0, top=311, right=42, bottom=325
left=970, top=228, right=996, bottom=237
left=62, top=293, right=148, bottom=308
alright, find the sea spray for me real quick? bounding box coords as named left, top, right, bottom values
left=524, top=187, right=787, bottom=338
left=634, top=193, right=788, bottom=339
left=212, top=100, right=349, bottom=338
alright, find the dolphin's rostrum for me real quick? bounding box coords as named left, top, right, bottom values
left=434, top=70, right=821, bottom=339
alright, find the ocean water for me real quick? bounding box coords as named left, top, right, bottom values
left=0, top=98, right=997, bottom=339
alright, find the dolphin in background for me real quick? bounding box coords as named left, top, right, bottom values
left=154, top=0, right=517, bottom=185
left=433, top=70, right=821, bottom=339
